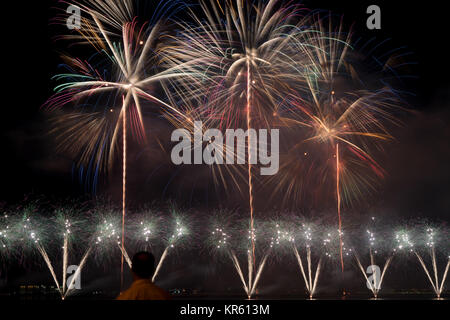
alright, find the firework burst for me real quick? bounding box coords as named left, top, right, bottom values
left=161, top=0, right=322, bottom=289
left=46, top=0, right=194, bottom=289
left=267, top=17, right=406, bottom=270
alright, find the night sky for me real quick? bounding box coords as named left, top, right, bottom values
left=1, top=0, right=450, bottom=299
left=2, top=0, right=449, bottom=221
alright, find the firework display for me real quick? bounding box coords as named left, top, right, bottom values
left=45, top=0, right=197, bottom=288
left=1, top=0, right=448, bottom=303
left=411, top=226, right=450, bottom=298
left=352, top=217, right=395, bottom=298
left=0, top=204, right=448, bottom=299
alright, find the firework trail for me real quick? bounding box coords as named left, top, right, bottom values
left=412, top=227, right=450, bottom=298
left=209, top=220, right=249, bottom=292
left=245, top=225, right=272, bottom=298
left=49, top=212, right=93, bottom=299
left=121, top=94, right=127, bottom=289
left=10, top=209, right=91, bottom=300
left=350, top=217, right=395, bottom=298
left=209, top=218, right=270, bottom=298
left=229, top=249, right=249, bottom=294
left=152, top=217, right=188, bottom=282
left=247, top=59, right=255, bottom=271
left=162, top=0, right=317, bottom=280
left=266, top=218, right=343, bottom=299
left=247, top=229, right=254, bottom=294
left=36, top=242, right=61, bottom=294
left=293, top=244, right=321, bottom=299
left=59, top=218, right=72, bottom=295
left=92, top=207, right=187, bottom=283
left=289, top=223, right=323, bottom=299
left=353, top=251, right=393, bottom=299
left=47, top=0, right=192, bottom=288
left=292, top=246, right=322, bottom=299
left=269, top=18, right=404, bottom=269
left=336, top=143, right=343, bottom=271
left=393, top=226, right=450, bottom=298
left=118, top=240, right=132, bottom=269
left=13, top=212, right=62, bottom=296
left=64, top=246, right=92, bottom=299
left=3, top=203, right=449, bottom=298
left=248, top=250, right=270, bottom=297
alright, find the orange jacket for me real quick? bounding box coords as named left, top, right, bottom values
left=116, top=279, right=171, bottom=300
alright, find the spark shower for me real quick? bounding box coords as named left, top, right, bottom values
left=1, top=0, right=448, bottom=301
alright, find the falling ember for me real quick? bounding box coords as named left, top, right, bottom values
left=246, top=59, right=256, bottom=276
left=336, top=143, right=344, bottom=272
left=121, top=95, right=127, bottom=292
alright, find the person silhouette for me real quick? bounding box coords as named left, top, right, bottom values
left=116, top=251, right=170, bottom=300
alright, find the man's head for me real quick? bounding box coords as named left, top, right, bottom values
left=131, top=252, right=155, bottom=279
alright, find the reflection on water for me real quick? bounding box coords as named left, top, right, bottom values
left=0, top=286, right=448, bottom=300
